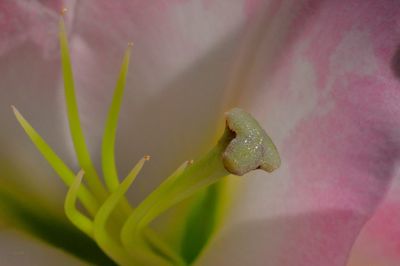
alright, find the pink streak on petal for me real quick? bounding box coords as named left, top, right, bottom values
left=0, top=0, right=62, bottom=56
left=244, top=0, right=263, bottom=16
left=347, top=176, right=400, bottom=266
left=198, top=0, right=400, bottom=265
left=278, top=1, right=400, bottom=265
left=286, top=75, right=400, bottom=212
left=349, top=203, right=400, bottom=266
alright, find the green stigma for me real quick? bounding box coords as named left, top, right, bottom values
left=12, top=17, right=280, bottom=266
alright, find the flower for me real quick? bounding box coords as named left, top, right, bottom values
left=1, top=0, right=400, bottom=266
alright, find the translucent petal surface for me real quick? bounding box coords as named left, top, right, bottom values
left=197, top=1, right=400, bottom=265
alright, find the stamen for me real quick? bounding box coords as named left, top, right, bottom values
left=93, top=158, right=143, bottom=265
left=121, top=161, right=190, bottom=251
left=59, top=18, right=107, bottom=201
left=101, top=43, right=132, bottom=192
left=12, top=106, right=99, bottom=215
left=93, top=157, right=170, bottom=266
left=65, top=170, right=94, bottom=236
left=61, top=7, right=68, bottom=16
left=94, top=157, right=146, bottom=239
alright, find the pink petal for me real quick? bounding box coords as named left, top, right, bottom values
left=0, top=0, right=69, bottom=198
left=0, top=0, right=61, bottom=56
left=347, top=177, right=400, bottom=266
left=198, top=1, right=400, bottom=265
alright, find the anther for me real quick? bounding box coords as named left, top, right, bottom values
left=61, top=7, right=68, bottom=16
left=144, top=155, right=151, bottom=161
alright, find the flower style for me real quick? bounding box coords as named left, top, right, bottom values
left=1, top=1, right=400, bottom=266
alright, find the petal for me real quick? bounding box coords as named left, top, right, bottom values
left=347, top=176, right=400, bottom=266
left=0, top=0, right=61, bottom=55
left=197, top=1, right=400, bottom=265
left=0, top=0, right=70, bottom=200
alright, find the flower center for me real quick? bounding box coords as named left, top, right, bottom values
left=12, top=14, right=280, bottom=266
